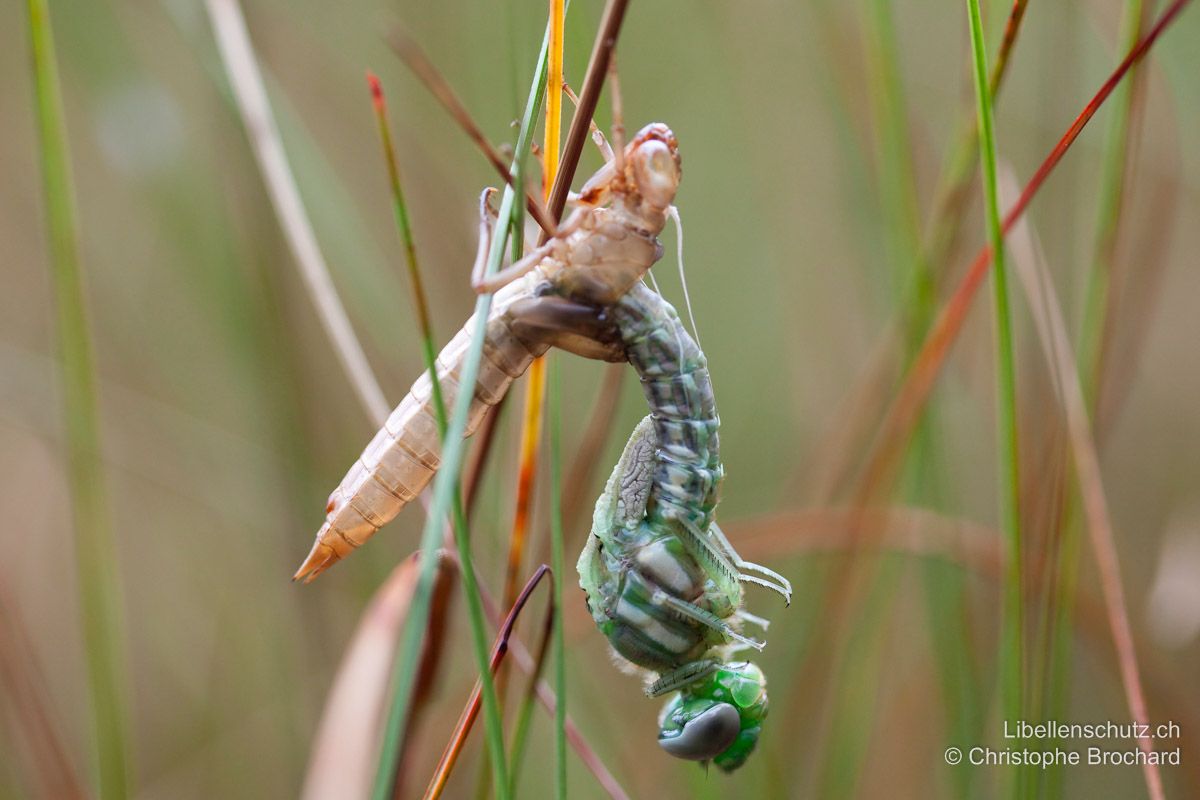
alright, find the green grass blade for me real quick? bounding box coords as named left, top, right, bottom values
left=923, top=0, right=1030, bottom=282
left=368, top=73, right=447, bottom=432
left=26, top=0, right=133, bottom=796
left=371, top=29, right=556, bottom=800
left=1079, top=0, right=1147, bottom=402
left=367, top=71, right=466, bottom=797
left=965, top=2, right=1023, bottom=796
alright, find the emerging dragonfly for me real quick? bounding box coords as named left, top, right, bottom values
left=568, top=148, right=791, bottom=768
left=295, top=122, right=677, bottom=582
left=297, top=106, right=790, bottom=769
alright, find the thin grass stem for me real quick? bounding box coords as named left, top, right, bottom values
left=964, top=7, right=1023, bottom=789
left=811, top=4, right=949, bottom=793
left=366, top=72, right=472, bottom=793
left=922, top=0, right=1031, bottom=280
left=367, top=72, right=447, bottom=431
left=864, top=0, right=929, bottom=318
left=544, top=0, right=564, bottom=199
left=989, top=1, right=1030, bottom=94
left=1041, top=7, right=1152, bottom=798
left=371, top=23, right=562, bottom=799
left=26, top=2, right=133, bottom=796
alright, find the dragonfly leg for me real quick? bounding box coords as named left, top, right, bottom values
left=508, top=294, right=624, bottom=362
left=710, top=522, right=793, bottom=605
left=562, top=80, right=614, bottom=162
left=473, top=239, right=555, bottom=294
left=607, top=54, right=626, bottom=185
left=678, top=517, right=791, bottom=605
left=646, top=658, right=720, bottom=698
left=469, top=188, right=500, bottom=289
left=650, top=590, right=764, bottom=652
left=677, top=517, right=744, bottom=600
left=473, top=207, right=589, bottom=294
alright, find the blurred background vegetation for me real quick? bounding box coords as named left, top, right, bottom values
left=4, top=0, right=1200, bottom=797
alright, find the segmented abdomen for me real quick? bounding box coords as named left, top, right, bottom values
left=612, top=283, right=723, bottom=529
left=577, top=284, right=732, bottom=673
left=296, top=275, right=549, bottom=580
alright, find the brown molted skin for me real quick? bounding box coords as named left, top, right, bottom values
left=295, top=123, right=682, bottom=581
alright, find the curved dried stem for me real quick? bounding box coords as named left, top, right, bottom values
left=424, top=566, right=555, bottom=800
left=206, top=0, right=390, bottom=426
left=388, top=28, right=557, bottom=238
left=469, top=564, right=631, bottom=800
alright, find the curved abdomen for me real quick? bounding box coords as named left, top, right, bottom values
left=578, top=284, right=727, bottom=672
left=295, top=277, right=548, bottom=581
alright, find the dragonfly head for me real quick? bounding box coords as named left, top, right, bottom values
left=625, top=123, right=681, bottom=214
left=577, top=123, right=680, bottom=228
left=656, top=661, right=768, bottom=772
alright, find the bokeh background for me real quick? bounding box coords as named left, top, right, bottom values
left=3, top=0, right=1199, bottom=797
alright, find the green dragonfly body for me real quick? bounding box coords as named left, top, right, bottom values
left=577, top=282, right=788, bottom=771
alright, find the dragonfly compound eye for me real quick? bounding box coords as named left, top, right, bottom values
left=631, top=140, right=680, bottom=210
left=657, top=702, right=741, bottom=762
